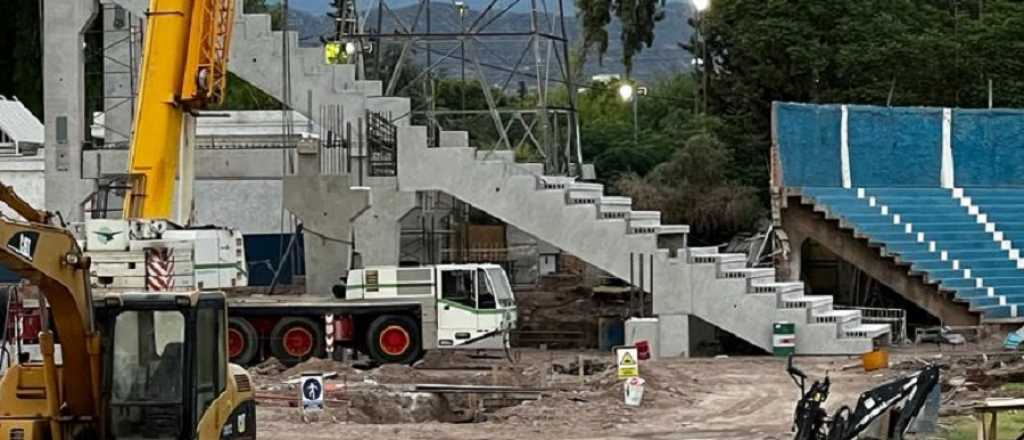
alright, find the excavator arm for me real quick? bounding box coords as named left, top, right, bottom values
left=0, top=189, right=98, bottom=418
left=124, top=0, right=235, bottom=219
left=0, top=182, right=51, bottom=224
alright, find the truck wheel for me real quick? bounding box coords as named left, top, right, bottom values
left=367, top=315, right=422, bottom=364
left=228, top=318, right=259, bottom=366
left=269, top=317, right=324, bottom=365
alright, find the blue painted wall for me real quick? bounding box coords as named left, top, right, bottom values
left=244, top=233, right=305, bottom=286
left=847, top=106, right=942, bottom=187
left=953, top=109, right=1024, bottom=187
left=776, top=102, right=1024, bottom=188
left=774, top=103, right=843, bottom=187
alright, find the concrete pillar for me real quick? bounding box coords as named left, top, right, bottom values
left=283, top=175, right=370, bottom=296
left=353, top=178, right=417, bottom=266
left=657, top=313, right=691, bottom=358
left=44, top=0, right=99, bottom=220
left=100, top=1, right=141, bottom=149
left=777, top=228, right=806, bottom=282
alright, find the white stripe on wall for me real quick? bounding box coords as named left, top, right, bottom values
left=841, top=105, right=852, bottom=188
left=941, top=108, right=954, bottom=188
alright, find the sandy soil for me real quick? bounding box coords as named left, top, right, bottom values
left=253, top=351, right=910, bottom=439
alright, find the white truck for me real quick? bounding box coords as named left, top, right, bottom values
left=226, top=264, right=518, bottom=365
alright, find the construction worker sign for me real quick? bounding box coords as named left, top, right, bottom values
left=300, top=373, right=324, bottom=411
left=616, top=346, right=639, bottom=379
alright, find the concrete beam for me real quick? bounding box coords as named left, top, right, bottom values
left=779, top=196, right=979, bottom=326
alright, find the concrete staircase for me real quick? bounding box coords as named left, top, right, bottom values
left=112, top=0, right=890, bottom=354
left=228, top=1, right=410, bottom=128
left=396, top=140, right=890, bottom=355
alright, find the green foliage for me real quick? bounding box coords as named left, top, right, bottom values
left=576, top=76, right=697, bottom=183
left=614, top=129, right=763, bottom=244
left=577, top=0, right=666, bottom=75
left=210, top=72, right=282, bottom=110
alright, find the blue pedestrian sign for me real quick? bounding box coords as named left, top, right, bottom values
left=300, top=373, right=324, bottom=411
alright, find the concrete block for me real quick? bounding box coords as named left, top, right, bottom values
left=657, top=313, right=690, bottom=358
left=625, top=317, right=659, bottom=360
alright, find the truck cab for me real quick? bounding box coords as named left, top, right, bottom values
left=433, top=264, right=517, bottom=349
left=343, top=263, right=517, bottom=360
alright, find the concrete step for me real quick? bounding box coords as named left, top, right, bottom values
left=844, top=323, right=891, bottom=339
left=627, top=211, right=661, bottom=234
left=475, top=149, right=515, bottom=162
left=536, top=175, right=575, bottom=190
left=750, top=281, right=805, bottom=295
left=597, top=196, right=632, bottom=219
left=565, top=182, right=604, bottom=205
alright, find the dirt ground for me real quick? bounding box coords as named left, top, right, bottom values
left=252, top=350, right=925, bottom=440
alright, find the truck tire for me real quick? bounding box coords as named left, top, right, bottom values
left=366, top=315, right=422, bottom=364
left=269, top=317, right=324, bottom=365
left=228, top=318, right=260, bottom=366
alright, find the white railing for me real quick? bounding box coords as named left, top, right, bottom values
left=835, top=305, right=907, bottom=344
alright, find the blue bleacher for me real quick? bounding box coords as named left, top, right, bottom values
left=800, top=186, right=1023, bottom=320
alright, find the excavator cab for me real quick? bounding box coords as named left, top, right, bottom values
left=95, top=291, right=255, bottom=440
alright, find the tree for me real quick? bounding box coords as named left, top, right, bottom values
left=577, top=0, right=665, bottom=75
left=615, top=127, right=763, bottom=244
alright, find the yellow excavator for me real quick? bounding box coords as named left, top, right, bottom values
left=0, top=0, right=255, bottom=438
left=0, top=183, right=255, bottom=440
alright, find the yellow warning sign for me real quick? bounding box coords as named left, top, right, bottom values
left=616, top=347, right=639, bottom=379
left=621, top=352, right=636, bottom=366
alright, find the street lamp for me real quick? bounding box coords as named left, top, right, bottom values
left=617, top=83, right=635, bottom=102
left=618, top=83, right=645, bottom=146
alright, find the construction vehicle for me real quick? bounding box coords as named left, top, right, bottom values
left=787, top=356, right=940, bottom=440
left=0, top=182, right=255, bottom=440
left=227, top=263, right=518, bottom=365
left=80, top=0, right=247, bottom=293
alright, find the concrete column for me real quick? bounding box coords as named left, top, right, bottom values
left=657, top=313, right=690, bottom=358
left=44, top=0, right=99, bottom=220
left=100, top=1, right=141, bottom=149
left=353, top=178, right=417, bottom=266
left=283, top=175, right=370, bottom=296
left=777, top=228, right=806, bottom=282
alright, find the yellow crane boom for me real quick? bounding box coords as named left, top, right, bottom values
left=124, top=0, right=235, bottom=219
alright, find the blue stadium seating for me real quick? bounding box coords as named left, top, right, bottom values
left=800, top=186, right=1023, bottom=319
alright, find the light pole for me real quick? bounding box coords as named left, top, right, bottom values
left=692, top=0, right=710, bottom=114
left=618, top=83, right=637, bottom=145
left=618, top=83, right=647, bottom=146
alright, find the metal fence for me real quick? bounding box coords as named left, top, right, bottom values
left=365, top=110, right=397, bottom=177
left=835, top=305, right=908, bottom=344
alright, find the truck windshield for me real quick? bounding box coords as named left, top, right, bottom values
left=485, top=268, right=514, bottom=307
left=109, top=310, right=186, bottom=439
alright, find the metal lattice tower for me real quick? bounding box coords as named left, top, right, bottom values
left=348, top=0, right=581, bottom=175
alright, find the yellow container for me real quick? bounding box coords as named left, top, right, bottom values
left=862, top=350, right=889, bottom=372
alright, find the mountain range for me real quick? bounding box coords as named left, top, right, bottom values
left=283, top=0, right=696, bottom=81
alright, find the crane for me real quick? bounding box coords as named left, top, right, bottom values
left=0, top=181, right=256, bottom=440
left=123, top=0, right=235, bottom=220
left=83, top=0, right=247, bottom=293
